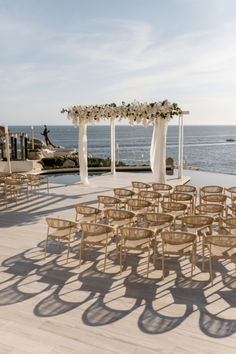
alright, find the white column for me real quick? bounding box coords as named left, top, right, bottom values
left=31, top=126, right=34, bottom=150
left=4, top=125, right=12, bottom=173
left=116, top=144, right=119, bottom=164
left=78, top=119, right=89, bottom=185
left=178, top=114, right=184, bottom=179
left=110, top=118, right=116, bottom=175
left=150, top=116, right=170, bottom=183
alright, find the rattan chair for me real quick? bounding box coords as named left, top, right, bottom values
left=97, top=195, right=121, bottom=211
left=200, top=185, right=223, bottom=203
left=138, top=190, right=162, bottom=212
left=145, top=212, right=174, bottom=264
left=161, top=231, right=197, bottom=282
left=104, top=208, right=135, bottom=230
left=127, top=198, right=152, bottom=225
left=225, top=186, right=236, bottom=205
left=120, top=227, right=155, bottom=277
left=195, top=203, right=224, bottom=231
left=79, top=223, right=115, bottom=270
left=145, top=212, right=174, bottom=235
left=36, top=175, right=50, bottom=194
left=227, top=204, right=236, bottom=217
left=4, top=178, right=29, bottom=207
left=201, top=194, right=227, bottom=213
left=132, top=181, right=151, bottom=193
left=152, top=183, right=172, bottom=201
left=113, top=188, right=135, bottom=208
left=26, top=174, right=40, bottom=196
left=174, top=184, right=197, bottom=204
left=170, top=192, right=194, bottom=213
left=27, top=174, right=49, bottom=196
left=181, top=215, right=213, bottom=235
left=205, top=235, right=236, bottom=286
left=219, top=217, right=236, bottom=234
left=11, top=173, right=28, bottom=181
left=181, top=215, right=214, bottom=270
left=45, top=218, right=77, bottom=262
left=75, top=205, right=102, bottom=225
left=161, top=201, right=188, bottom=230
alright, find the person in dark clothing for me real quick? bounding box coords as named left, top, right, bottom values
left=41, top=125, right=56, bottom=147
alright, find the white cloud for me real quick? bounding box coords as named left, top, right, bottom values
left=1, top=11, right=236, bottom=124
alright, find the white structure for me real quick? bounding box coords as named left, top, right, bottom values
left=4, top=125, right=11, bottom=173
left=61, top=101, right=189, bottom=185
left=0, top=160, right=33, bottom=173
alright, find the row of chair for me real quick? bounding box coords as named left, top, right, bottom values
left=130, top=181, right=236, bottom=204
left=111, top=182, right=236, bottom=219
left=45, top=188, right=236, bottom=285
left=0, top=172, right=49, bottom=207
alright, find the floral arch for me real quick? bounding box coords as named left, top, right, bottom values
left=61, top=100, right=189, bottom=185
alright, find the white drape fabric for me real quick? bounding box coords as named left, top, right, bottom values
left=178, top=114, right=184, bottom=179
left=110, top=118, right=116, bottom=175
left=150, top=116, right=170, bottom=183
left=78, top=119, right=89, bottom=185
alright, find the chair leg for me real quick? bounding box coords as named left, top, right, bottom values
left=162, top=254, right=165, bottom=280
left=190, top=257, right=194, bottom=283
left=124, top=247, right=127, bottom=263
left=193, top=243, right=197, bottom=269
left=209, top=256, right=213, bottom=286
left=202, top=239, right=205, bottom=271
left=66, top=236, right=71, bottom=263
left=104, top=240, right=108, bottom=271
left=58, top=239, right=60, bottom=251
left=120, top=244, right=123, bottom=274
left=79, top=240, right=84, bottom=267
left=153, top=238, right=157, bottom=266
left=162, top=242, right=165, bottom=280
left=147, top=247, right=151, bottom=278
left=190, top=267, right=193, bottom=283
left=115, top=234, right=118, bottom=260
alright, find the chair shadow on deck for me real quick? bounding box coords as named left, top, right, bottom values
left=0, top=238, right=236, bottom=338
left=0, top=185, right=113, bottom=228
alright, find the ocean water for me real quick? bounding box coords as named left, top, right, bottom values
left=9, top=125, right=236, bottom=175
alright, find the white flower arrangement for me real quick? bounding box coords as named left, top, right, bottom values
left=61, top=100, right=182, bottom=127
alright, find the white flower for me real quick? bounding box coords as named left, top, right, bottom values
left=62, top=100, right=182, bottom=125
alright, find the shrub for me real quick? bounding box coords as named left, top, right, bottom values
left=40, top=156, right=126, bottom=169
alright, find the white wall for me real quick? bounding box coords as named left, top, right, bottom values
left=0, top=160, right=33, bottom=173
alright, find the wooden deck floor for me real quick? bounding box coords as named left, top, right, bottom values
left=0, top=172, right=236, bottom=353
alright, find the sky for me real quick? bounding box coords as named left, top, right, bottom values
left=0, top=0, right=236, bottom=126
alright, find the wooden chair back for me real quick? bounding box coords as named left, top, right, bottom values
left=205, top=235, right=236, bottom=285
left=152, top=183, right=172, bottom=192
left=97, top=195, right=121, bottom=209
left=113, top=188, right=135, bottom=198
left=127, top=198, right=151, bottom=211
left=104, top=208, right=135, bottom=221
left=74, top=205, right=102, bottom=222
left=145, top=212, right=173, bottom=227
left=161, top=201, right=187, bottom=212
left=132, top=181, right=150, bottom=192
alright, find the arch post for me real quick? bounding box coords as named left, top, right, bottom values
left=78, top=119, right=89, bottom=185
left=110, top=117, right=116, bottom=175
left=178, top=113, right=184, bottom=180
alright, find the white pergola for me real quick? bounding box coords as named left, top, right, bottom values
left=61, top=101, right=189, bottom=185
